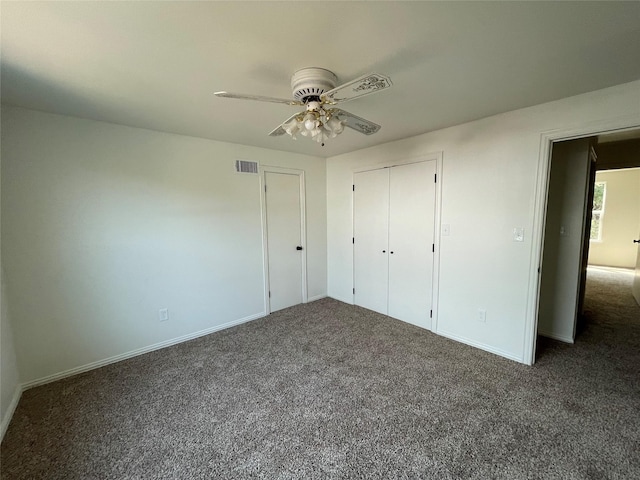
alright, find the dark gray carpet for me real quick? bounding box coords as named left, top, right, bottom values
left=2, top=268, right=639, bottom=479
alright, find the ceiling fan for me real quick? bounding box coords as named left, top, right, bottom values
left=214, top=67, right=392, bottom=146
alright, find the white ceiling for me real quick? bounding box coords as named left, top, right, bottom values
left=2, top=1, right=640, bottom=157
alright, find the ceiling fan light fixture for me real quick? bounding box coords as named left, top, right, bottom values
left=301, top=112, right=314, bottom=131
left=283, top=118, right=302, bottom=139
left=313, top=129, right=329, bottom=145
left=280, top=104, right=349, bottom=145
left=215, top=67, right=391, bottom=145
left=325, top=115, right=345, bottom=135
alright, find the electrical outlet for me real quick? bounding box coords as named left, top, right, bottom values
left=478, top=309, right=486, bottom=323
left=159, top=308, right=169, bottom=322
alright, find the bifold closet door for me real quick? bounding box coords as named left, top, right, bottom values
left=353, top=168, right=389, bottom=315
left=388, top=161, right=436, bottom=328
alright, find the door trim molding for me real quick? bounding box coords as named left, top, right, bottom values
left=525, top=116, right=640, bottom=365
left=260, top=166, right=308, bottom=314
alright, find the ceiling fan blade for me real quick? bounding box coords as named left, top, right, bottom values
left=214, top=91, right=303, bottom=106
left=321, top=73, right=392, bottom=104
left=333, top=109, right=381, bottom=135
left=269, top=112, right=302, bottom=136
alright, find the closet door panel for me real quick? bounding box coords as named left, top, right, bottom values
left=388, top=161, right=436, bottom=328
left=353, top=168, right=389, bottom=315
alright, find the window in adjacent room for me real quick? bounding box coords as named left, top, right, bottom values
left=590, top=181, right=606, bottom=241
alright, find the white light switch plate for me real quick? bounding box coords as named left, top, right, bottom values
left=513, top=227, right=524, bottom=242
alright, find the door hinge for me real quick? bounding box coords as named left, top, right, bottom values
left=352, top=184, right=355, bottom=191
left=352, top=237, right=355, bottom=244
left=430, top=310, right=433, bottom=318
left=353, top=288, right=355, bottom=295
left=268, top=291, right=271, bottom=298
left=264, top=184, right=267, bottom=192
left=432, top=244, right=435, bottom=252
left=434, top=173, right=437, bottom=183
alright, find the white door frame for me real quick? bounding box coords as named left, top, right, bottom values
left=524, top=117, right=640, bottom=365
left=260, top=166, right=308, bottom=314
left=351, top=152, right=443, bottom=331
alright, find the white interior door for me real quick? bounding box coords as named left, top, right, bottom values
left=388, top=161, right=437, bottom=328
left=633, top=230, right=640, bottom=307
left=353, top=168, right=390, bottom=315
left=265, top=171, right=304, bottom=312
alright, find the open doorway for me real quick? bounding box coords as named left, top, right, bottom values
left=535, top=130, right=640, bottom=360
left=587, top=167, right=640, bottom=268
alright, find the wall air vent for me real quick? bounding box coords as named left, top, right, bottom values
left=235, top=160, right=259, bottom=174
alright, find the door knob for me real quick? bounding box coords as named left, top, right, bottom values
left=296, top=246, right=303, bottom=250
left=634, top=239, right=640, bottom=244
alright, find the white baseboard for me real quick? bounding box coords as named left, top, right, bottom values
left=321, top=298, right=524, bottom=364
left=436, top=328, right=525, bottom=364
left=538, top=330, right=575, bottom=344
left=395, top=317, right=432, bottom=332
left=1, top=385, right=23, bottom=441
left=307, top=294, right=327, bottom=302
left=588, top=265, right=634, bottom=274
left=22, top=311, right=266, bottom=390
left=327, top=294, right=354, bottom=305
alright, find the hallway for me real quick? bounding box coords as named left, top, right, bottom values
left=582, top=266, right=639, bottom=336
left=537, top=265, right=640, bottom=367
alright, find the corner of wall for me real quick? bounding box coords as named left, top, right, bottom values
left=1, top=268, right=23, bottom=440
left=1, top=133, right=25, bottom=441
left=0, top=384, right=23, bottom=441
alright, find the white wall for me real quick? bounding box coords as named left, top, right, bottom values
left=588, top=168, right=640, bottom=268
left=537, top=139, right=592, bottom=343
left=327, top=80, right=640, bottom=363
left=2, top=82, right=640, bottom=388
left=1, top=268, right=21, bottom=439
left=1, top=106, right=326, bottom=385
left=1, top=133, right=22, bottom=438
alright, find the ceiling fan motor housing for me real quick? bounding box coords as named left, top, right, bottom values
left=291, top=67, right=338, bottom=103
